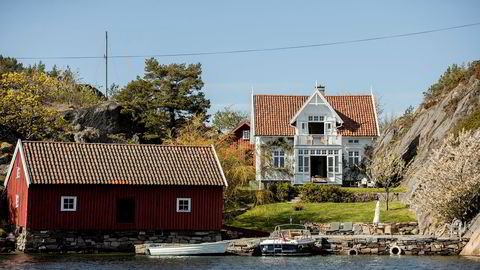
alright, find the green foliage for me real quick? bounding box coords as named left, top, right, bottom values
left=212, top=106, right=248, bottom=131
left=115, top=58, right=210, bottom=140
left=268, top=182, right=298, bottom=202
left=0, top=70, right=102, bottom=140
left=451, top=107, right=480, bottom=136
left=259, top=138, right=294, bottom=179
left=227, top=201, right=415, bottom=232
left=423, top=61, right=480, bottom=107
left=0, top=55, right=23, bottom=75
left=255, top=190, right=275, bottom=205
left=300, top=183, right=354, bottom=203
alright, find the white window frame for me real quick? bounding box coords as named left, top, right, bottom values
left=61, top=196, right=77, bottom=212
left=15, top=194, right=19, bottom=208
left=16, top=167, right=20, bottom=179
left=272, top=150, right=285, bottom=168
left=242, top=130, right=250, bottom=140
left=348, top=151, right=360, bottom=166
left=176, top=198, right=191, bottom=213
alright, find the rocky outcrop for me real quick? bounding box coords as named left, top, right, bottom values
left=63, top=102, right=145, bottom=143
left=375, top=75, right=480, bottom=236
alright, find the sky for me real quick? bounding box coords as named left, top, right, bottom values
left=1, top=0, right=479, bottom=119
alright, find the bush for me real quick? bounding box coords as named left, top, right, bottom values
left=269, top=182, right=298, bottom=202
left=300, top=183, right=380, bottom=203
left=293, top=203, right=304, bottom=211
left=255, top=190, right=275, bottom=205
left=300, top=183, right=353, bottom=203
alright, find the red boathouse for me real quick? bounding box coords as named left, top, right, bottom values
left=4, top=140, right=227, bottom=252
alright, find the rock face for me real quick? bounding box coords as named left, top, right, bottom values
left=64, top=102, right=145, bottom=143
left=374, top=75, right=480, bottom=235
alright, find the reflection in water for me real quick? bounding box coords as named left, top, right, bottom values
left=0, top=254, right=479, bottom=270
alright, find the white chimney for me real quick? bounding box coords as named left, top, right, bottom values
left=316, top=84, right=326, bottom=96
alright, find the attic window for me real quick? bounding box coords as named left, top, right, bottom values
left=15, top=194, right=19, bottom=208
left=308, top=116, right=324, bottom=122
left=243, top=130, right=250, bottom=140
left=16, top=167, right=20, bottom=179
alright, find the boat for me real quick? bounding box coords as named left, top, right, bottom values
left=259, top=224, right=316, bottom=256
left=146, top=241, right=230, bottom=256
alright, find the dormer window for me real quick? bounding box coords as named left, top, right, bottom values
left=308, top=116, right=324, bottom=122
left=242, top=130, right=250, bottom=140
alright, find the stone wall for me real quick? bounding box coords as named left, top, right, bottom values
left=321, top=235, right=468, bottom=255
left=306, top=222, right=419, bottom=235
left=0, top=236, right=15, bottom=253
left=227, top=235, right=469, bottom=256
left=17, top=229, right=221, bottom=253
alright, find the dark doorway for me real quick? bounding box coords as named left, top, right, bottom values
left=311, top=156, right=327, bottom=178
left=116, top=198, right=135, bottom=224
left=308, top=122, right=324, bottom=134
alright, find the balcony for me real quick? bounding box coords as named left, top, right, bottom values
left=294, top=134, right=342, bottom=146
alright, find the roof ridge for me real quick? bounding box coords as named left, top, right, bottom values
left=22, top=141, right=212, bottom=148
left=254, top=94, right=373, bottom=97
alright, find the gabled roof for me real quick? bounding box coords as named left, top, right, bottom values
left=289, top=90, right=343, bottom=125
left=5, top=141, right=227, bottom=186
left=254, top=94, right=378, bottom=137
left=231, top=120, right=250, bottom=134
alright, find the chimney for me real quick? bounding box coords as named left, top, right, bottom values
left=316, top=84, right=325, bottom=96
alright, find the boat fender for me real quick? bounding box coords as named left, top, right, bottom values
left=348, top=249, right=358, bottom=256
left=389, top=245, right=402, bottom=255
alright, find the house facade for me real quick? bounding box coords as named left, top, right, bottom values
left=4, top=141, right=227, bottom=252
left=251, top=85, right=379, bottom=186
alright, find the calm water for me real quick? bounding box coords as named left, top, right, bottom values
left=1, top=254, right=480, bottom=270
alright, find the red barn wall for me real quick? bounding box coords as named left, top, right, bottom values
left=231, top=124, right=255, bottom=165
left=27, top=185, right=224, bottom=231
left=6, top=151, right=29, bottom=228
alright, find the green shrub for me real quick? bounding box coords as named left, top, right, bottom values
left=267, top=182, right=298, bottom=202
left=300, top=183, right=354, bottom=203
left=451, top=107, right=480, bottom=136
left=255, top=190, right=275, bottom=205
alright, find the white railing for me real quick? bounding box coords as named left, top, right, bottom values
left=294, top=134, right=342, bottom=146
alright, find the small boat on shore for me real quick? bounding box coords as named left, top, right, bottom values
left=259, top=224, right=316, bottom=256
left=147, top=241, right=230, bottom=256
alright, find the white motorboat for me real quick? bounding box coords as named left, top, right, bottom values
left=147, top=241, right=230, bottom=256
left=259, top=224, right=316, bottom=256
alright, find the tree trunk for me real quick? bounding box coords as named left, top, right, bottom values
left=385, top=188, right=390, bottom=211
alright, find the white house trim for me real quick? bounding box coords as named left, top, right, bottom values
left=211, top=145, right=228, bottom=187
left=3, top=139, right=31, bottom=188
left=371, top=91, right=381, bottom=136
left=289, top=89, right=343, bottom=126
left=250, top=87, right=255, bottom=143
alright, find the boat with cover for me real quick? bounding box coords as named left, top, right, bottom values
left=259, top=224, right=316, bottom=256
left=147, top=241, right=230, bottom=256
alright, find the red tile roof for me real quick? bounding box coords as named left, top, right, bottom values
left=254, top=94, right=378, bottom=137
left=21, top=141, right=226, bottom=186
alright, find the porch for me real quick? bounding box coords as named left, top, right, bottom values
left=294, top=148, right=342, bottom=185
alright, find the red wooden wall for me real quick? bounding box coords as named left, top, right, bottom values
left=231, top=124, right=254, bottom=165
left=6, top=151, right=29, bottom=228
left=27, top=185, right=224, bottom=231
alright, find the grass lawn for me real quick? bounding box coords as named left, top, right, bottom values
left=226, top=201, right=415, bottom=232
left=340, top=187, right=407, bottom=193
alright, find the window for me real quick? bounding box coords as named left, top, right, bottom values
left=61, top=196, right=77, bottom=211
left=242, top=130, right=250, bottom=140
left=116, top=198, right=135, bottom=223
left=348, top=151, right=360, bottom=166
left=177, top=198, right=191, bottom=212
left=16, top=167, right=20, bottom=179
left=304, top=156, right=309, bottom=172
left=272, top=150, right=285, bottom=168
left=15, top=194, right=19, bottom=208
left=298, top=155, right=303, bottom=172
left=308, top=116, right=324, bottom=122
left=348, top=139, right=359, bottom=144
left=328, top=156, right=334, bottom=173
left=335, top=156, right=339, bottom=173
left=301, top=122, right=307, bottom=132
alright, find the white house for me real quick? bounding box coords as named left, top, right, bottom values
left=251, top=85, right=380, bottom=186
